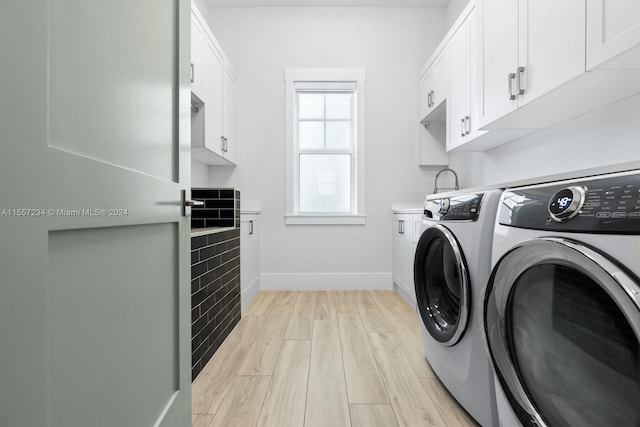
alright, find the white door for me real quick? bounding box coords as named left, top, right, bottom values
left=587, top=0, right=640, bottom=69
left=518, top=0, right=585, bottom=106
left=477, top=0, right=519, bottom=127
left=191, top=12, right=205, bottom=98
left=0, top=1, right=191, bottom=427
left=447, top=18, right=469, bottom=151
left=223, top=64, right=238, bottom=163
left=204, top=35, right=224, bottom=157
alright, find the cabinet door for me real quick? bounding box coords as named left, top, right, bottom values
left=203, top=35, right=224, bottom=156
left=249, top=217, right=260, bottom=288
left=518, top=0, right=585, bottom=106
left=477, top=0, right=519, bottom=127
left=392, top=216, right=404, bottom=287
left=190, top=12, right=205, bottom=97
left=240, top=218, right=250, bottom=294
left=447, top=19, right=469, bottom=151
left=432, top=51, right=448, bottom=109
left=587, top=0, right=640, bottom=69
left=419, top=73, right=431, bottom=119
left=223, top=65, right=237, bottom=164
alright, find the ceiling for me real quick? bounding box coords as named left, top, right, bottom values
left=205, top=0, right=449, bottom=7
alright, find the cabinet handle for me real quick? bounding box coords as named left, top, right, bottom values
left=460, top=118, right=465, bottom=137
left=398, top=220, right=404, bottom=234
left=465, top=116, right=471, bottom=135
left=508, top=73, right=516, bottom=100
left=249, top=220, right=254, bottom=235
left=221, top=136, right=225, bottom=152
left=224, top=137, right=228, bottom=152
left=427, top=91, right=432, bottom=108
left=517, top=66, right=526, bottom=95
left=431, top=90, right=435, bottom=106
left=190, top=63, right=194, bottom=83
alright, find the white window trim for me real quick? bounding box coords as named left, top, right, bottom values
left=285, top=68, right=366, bottom=225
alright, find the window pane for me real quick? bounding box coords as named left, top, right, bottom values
left=299, top=154, right=351, bottom=213
left=298, top=93, right=324, bottom=119
left=298, top=121, right=324, bottom=149
left=326, top=93, right=351, bottom=119
left=326, top=121, right=351, bottom=149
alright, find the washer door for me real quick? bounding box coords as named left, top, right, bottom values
left=414, top=223, right=470, bottom=346
left=485, top=237, right=640, bottom=427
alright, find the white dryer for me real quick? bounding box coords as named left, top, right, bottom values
left=414, top=189, right=502, bottom=427
left=484, top=170, right=640, bottom=427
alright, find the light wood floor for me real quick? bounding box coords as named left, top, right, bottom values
left=191, top=290, right=479, bottom=427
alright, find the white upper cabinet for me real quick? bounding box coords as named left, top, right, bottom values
left=587, top=0, right=640, bottom=69
left=420, top=50, right=447, bottom=123
left=518, top=1, right=586, bottom=106
left=203, top=36, right=224, bottom=158
left=447, top=9, right=490, bottom=151
left=222, top=64, right=237, bottom=164
left=477, top=0, right=585, bottom=129
left=418, top=47, right=449, bottom=166
left=190, top=12, right=205, bottom=98
left=477, top=0, right=519, bottom=127
left=190, top=1, right=237, bottom=166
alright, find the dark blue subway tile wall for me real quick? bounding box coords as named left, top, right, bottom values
left=190, top=187, right=241, bottom=381
left=191, top=188, right=239, bottom=229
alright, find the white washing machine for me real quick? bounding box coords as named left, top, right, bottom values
left=484, top=170, right=640, bottom=427
left=414, top=189, right=502, bottom=427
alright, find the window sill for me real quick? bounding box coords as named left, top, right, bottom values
left=285, top=214, right=366, bottom=225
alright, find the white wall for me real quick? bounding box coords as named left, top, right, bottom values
left=449, top=93, right=640, bottom=187
left=191, top=159, right=209, bottom=187
left=445, top=0, right=470, bottom=31
left=203, top=6, right=446, bottom=289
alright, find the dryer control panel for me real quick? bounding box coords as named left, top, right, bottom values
left=499, top=170, right=640, bottom=234
left=424, top=194, right=483, bottom=221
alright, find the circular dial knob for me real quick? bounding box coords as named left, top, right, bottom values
left=548, top=186, right=586, bottom=222
left=438, top=198, right=450, bottom=215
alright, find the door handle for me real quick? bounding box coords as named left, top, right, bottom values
left=465, top=116, right=471, bottom=135
left=517, top=66, right=526, bottom=95
left=508, top=72, right=516, bottom=100
left=249, top=220, right=254, bottom=235
left=221, top=136, right=226, bottom=152
left=190, top=63, right=194, bottom=83
left=181, top=190, right=204, bottom=217
left=460, top=118, right=465, bottom=137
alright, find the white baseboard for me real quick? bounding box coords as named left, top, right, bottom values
left=241, top=279, right=260, bottom=312
left=260, top=272, right=392, bottom=291
left=394, top=281, right=417, bottom=310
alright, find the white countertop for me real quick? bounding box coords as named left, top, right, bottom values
left=240, top=208, right=261, bottom=215
left=190, top=226, right=236, bottom=237
left=391, top=204, right=423, bottom=214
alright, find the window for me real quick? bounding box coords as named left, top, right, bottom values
left=285, top=69, right=366, bottom=225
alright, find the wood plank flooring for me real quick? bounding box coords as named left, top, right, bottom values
left=192, top=290, right=479, bottom=427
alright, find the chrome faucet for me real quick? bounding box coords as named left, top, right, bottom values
left=433, top=168, right=460, bottom=194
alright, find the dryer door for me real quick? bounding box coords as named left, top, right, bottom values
left=485, top=237, right=640, bottom=427
left=414, top=223, right=470, bottom=346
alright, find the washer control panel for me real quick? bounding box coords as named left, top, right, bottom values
left=499, top=170, right=640, bottom=233
left=424, top=194, right=483, bottom=221
left=548, top=186, right=586, bottom=222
